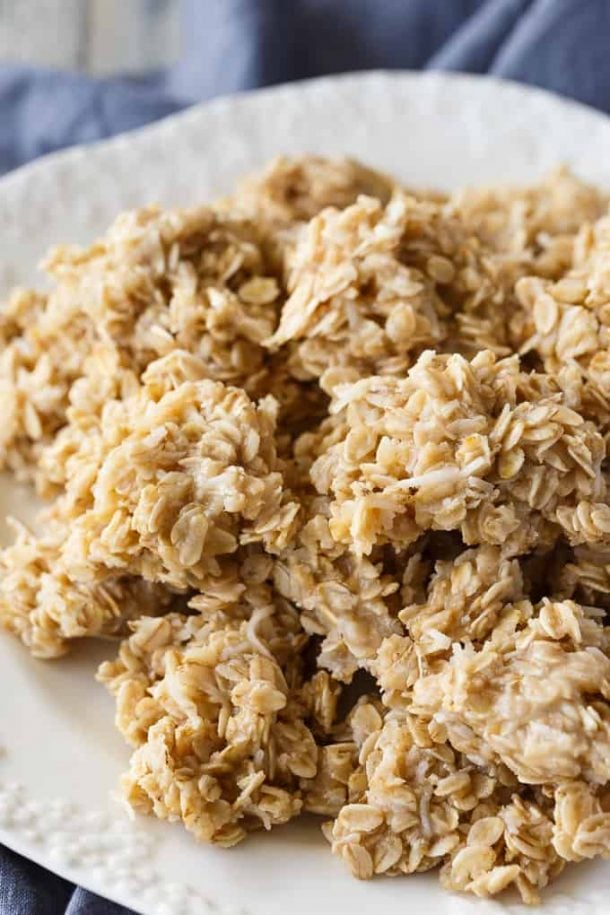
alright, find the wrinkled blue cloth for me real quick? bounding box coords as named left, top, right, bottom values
left=2, top=0, right=610, bottom=912
left=2, top=0, right=610, bottom=176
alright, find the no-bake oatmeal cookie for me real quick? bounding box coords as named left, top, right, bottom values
left=3, top=155, right=610, bottom=903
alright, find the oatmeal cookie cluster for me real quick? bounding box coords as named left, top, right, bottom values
left=2, top=155, right=610, bottom=902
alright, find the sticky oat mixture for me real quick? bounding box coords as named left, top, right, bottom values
left=2, top=155, right=610, bottom=903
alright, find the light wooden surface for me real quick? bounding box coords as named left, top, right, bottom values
left=0, top=0, right=180, bottom=73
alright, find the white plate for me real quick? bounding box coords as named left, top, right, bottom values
left=1, top=72, right=610, bottom=915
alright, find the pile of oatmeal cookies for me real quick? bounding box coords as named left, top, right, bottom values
left=2, top=154, right=610, bottom=902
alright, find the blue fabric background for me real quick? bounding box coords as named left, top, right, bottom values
left=1, top=0, right=609, bottom=911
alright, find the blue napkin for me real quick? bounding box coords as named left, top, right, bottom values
left=2, top=0, right=610, bottom=177
left=2, top=1, right=609, bottom=912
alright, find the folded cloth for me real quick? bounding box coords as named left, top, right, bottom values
left=2, top=0, right=610, bottom=912
left=1, top=0, right=610, bottom=176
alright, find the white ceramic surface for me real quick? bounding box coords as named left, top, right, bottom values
left=1, top=72, right=610, bottom=915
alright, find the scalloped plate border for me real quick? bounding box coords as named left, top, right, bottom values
left=2, top=71, right=610, bottom=915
